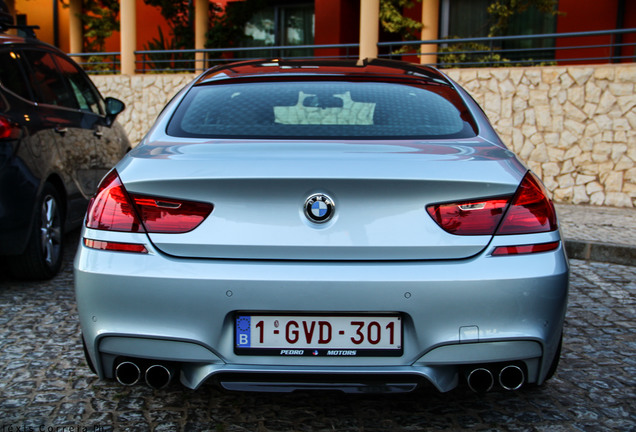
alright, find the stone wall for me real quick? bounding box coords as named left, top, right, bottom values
left=92, top=64, right=636, bottom=207
left=93, top=74, right=196, bottom=145
left=445, top=65, right=635, bottom=208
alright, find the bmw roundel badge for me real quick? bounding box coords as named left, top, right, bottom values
left=304, top=193, right=335, bottom=223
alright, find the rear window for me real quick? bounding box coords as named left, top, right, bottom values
left=0, top=50, right=31, bottom=100
left=167, top=81, right=477, bottom=139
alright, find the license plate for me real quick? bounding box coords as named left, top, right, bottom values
left=235, top=314, right=402, bottom=357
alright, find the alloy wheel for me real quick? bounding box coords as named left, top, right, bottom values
left=40, top=194, right=62, bottom=268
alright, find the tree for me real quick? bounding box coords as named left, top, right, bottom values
left=140, top=0, right=226, bottom=70
left=143, top=0, right=197, bottom=52
left=379, top=0, right=422, bottom=40
left=487, top=0, right=561, bottom=37
left=77, top=0, right=119, bottom=53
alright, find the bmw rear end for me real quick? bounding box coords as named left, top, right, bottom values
left=75, top=59, right=568, bottom=393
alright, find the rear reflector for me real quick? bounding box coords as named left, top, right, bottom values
left=84, top=238, right=148, bottom=254
left=492, top=241, right=560, bottom=256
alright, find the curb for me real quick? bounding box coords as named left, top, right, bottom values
left=564, top=239, right=636, bottom=266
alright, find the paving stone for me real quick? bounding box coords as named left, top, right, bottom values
left=0, top=230, right=634, bottom=431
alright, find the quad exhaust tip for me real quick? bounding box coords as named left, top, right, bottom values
left=498, top=365, right=525, bottom=391
left=115, top=361, right=141, bottom=386
left=115, top=361, right=173, bottom=389
left=467, top=367, right=494, bottom=393
left=467, top=364, right=525, bottom=393
left=145, top=364, right=173, bottom=390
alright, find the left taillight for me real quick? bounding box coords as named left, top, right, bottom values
left=0, top=115, right=22, bottom=140
left=131, top=195, right=213, bottom=234
left=86, top=170, right=143, bottom=232
left=85, top=170, right=213, bottom=252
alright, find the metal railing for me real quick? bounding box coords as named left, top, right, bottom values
left=379, top=28, right=636, bottom=68
left=69, top=28, right=635, bottom=74
left=67, top=51, right=122, bottom=74
left=135, top=43, right=361, bottom=74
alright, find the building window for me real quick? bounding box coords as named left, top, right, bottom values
left=242, top=2, right=315, bottom=58
left=440, top=0, right=557, bottom=64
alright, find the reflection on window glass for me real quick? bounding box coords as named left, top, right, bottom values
left=245, top=9, right=276, bottom=46
left=283, top=6, right=314, bottom=46
left=241, top=4, right=314, bottom=57
left=54, top=55, right=104, bottom=115
left=0, top=51, right=31, bottom=100
left=22, top=50, right=77, bottom=109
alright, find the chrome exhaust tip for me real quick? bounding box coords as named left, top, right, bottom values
left=115, top=361, right=141, bottom=386
left=145, top=364, right=172, bottom=390
left=499, top=365, right=525, bottom=391
left=467, top=367, right=494, bottom=393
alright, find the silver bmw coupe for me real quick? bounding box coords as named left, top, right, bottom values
left=75, top=59, right=569, bottom=394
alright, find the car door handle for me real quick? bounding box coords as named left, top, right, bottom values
left=94, top=130, right=103, bottom=138
left=54, top=126, right=68, bottom=135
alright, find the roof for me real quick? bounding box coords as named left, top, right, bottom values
left=0, top=34, right=27, bottom=45
left=0, top=33, right=58, bottom=51
left=195, top=58, right=451, bottom=86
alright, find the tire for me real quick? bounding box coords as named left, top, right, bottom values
left=9, top=183, right=64, bottom=280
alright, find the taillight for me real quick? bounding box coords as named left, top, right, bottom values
left=427, top=197, right=510, bottom=235
left=427, top=171, right=557, bottom=236
left=131, top=195, right=212, bottom=233
left=495, top=172, right=557, bottom=235
left=86, top=170, right=143, bottom=232
left=86, top=170, right=213, bottom=233
left=0, top=115, right=21, bottom=140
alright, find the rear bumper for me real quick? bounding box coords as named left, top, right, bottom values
left=75, top=228, right=569, bottom=392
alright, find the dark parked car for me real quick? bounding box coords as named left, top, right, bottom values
left=0, top=31, right=130, bottom=279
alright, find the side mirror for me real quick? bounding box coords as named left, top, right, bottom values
left=104, top=97, right=125, bottom=125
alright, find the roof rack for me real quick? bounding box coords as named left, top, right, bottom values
left=0, top=24, right=40, bottom=39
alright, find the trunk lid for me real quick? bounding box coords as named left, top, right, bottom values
left=118, top=138, right=525, bottom=261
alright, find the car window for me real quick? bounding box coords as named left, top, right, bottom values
left=22, top=49, right=78, bottom=109
left=0, top=50, right=31, bottom=100
left=53, top=54, right=105, bottom=115
left=167, top=81, right=477, bottom=140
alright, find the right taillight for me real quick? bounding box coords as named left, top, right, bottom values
left=495, top=171, right=557, bottom=235
left=427, top=171, right=557, bottom=236
left=86, top=170, right=213, bottom=234
left=426, top=197, right=510, bottom=235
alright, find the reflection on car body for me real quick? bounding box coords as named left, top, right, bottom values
left=0, top=29, right=129, bottom=279
left=75, top=59, right=568, bottom=394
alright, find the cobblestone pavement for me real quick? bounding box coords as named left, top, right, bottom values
left=555, top=204, right=636, bottom=248
left=1, top=231, right=634, bottom=432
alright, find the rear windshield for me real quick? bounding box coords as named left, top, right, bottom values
left=167, top=80, right=477, bottom=139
